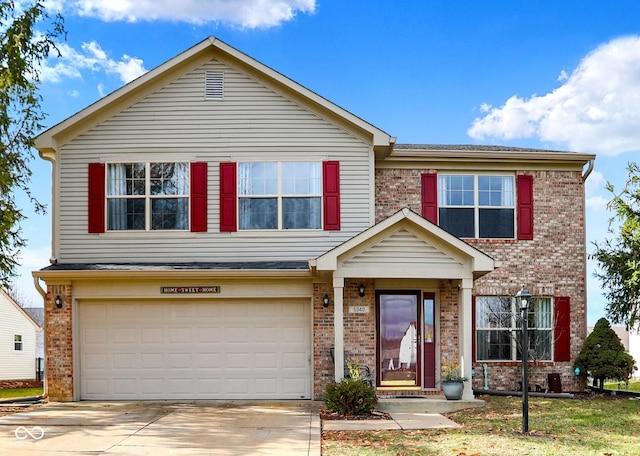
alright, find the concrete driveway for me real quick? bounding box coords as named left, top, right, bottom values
left=0, top=400, right=321, bottom=455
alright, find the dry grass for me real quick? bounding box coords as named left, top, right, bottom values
left=322, top=394, right=640, bottom=455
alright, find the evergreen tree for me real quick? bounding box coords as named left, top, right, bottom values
left=593, top=162, right=640, bottom=330
left=0, top=1, right=64, bottom=286
left=574, top=317, right=636, bottom=391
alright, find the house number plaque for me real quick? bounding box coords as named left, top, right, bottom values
left=349, top=305, right=369, bottom=314
left=161, top=286, right=220, bottom=294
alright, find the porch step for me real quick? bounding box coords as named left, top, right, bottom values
left=377, top=396, right=485, bottom=414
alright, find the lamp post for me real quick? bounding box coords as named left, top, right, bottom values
left=515, top=285, right=531, bottom=433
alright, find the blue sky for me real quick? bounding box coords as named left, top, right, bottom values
left=13, top=0, right=640, bottom=327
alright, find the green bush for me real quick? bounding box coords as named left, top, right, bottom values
left=324, top=378, right=377, bottom=416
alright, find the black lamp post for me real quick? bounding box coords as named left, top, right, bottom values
left=515, top=285, right=531, bottom=433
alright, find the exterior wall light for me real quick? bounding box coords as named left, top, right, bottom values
left=55, top=295, right=64, bottom=309
left=323, top=294, right=330, bottom=308
left=358, top=284, right=366, bottom=297
left=515, top=285, right=532, bottom=433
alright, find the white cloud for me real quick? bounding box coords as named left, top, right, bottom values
left=585, top=170, right=606, bottom=196
left=64, top=0, right=315, bottom=28
left=586, top=195, right=609, bottom=212
left=468, top=36, right=640, bottom=156
left=39, top=40, right=147, bottom=85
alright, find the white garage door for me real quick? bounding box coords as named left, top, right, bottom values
left=78, top=299, right=311, bottom=400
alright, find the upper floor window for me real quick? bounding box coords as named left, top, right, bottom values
left=238, top=162, right=321, bottom=230
left=14, top=334, right=23, bottom=351
left=438, top=174, right=515, bottom=238
left=106, top=163, right=189, bottom=231
left=476, top=296, right=552, bottom=361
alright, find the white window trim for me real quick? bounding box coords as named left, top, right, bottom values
left=238, top=161, right=322, bottom=231
left=476, top=296, right=553, bottom=362
left=105, top=162, right=190, bottom=232
left=438, top=173, right=516, bottom=239
left=13, top=334, right=23, bottom=352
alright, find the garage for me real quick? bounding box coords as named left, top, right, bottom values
left=78, top=299, right=311, bottom=400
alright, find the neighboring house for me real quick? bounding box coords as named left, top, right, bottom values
left=22, top=308, right=44, bottom=360
left=33, top=37, right=595, bottom=402
left=23, top=307, right=45, bottom=381
left=588, top=326, right=640, bottom=379
left=0, top=290, right=41, bottom=380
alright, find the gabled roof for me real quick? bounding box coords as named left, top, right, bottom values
left=313, top=208, right=495, bottom=280
left=35, top=37, right=395, bottom=159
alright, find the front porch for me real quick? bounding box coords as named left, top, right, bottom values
left=311, top=208, right=496, bottom=401
left=377, top=395, right=485, bottom=414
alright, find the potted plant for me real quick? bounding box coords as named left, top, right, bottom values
left=440, top=360, right=468, bottom=400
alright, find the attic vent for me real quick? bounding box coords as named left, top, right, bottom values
left=205, top=72, right=224, bottom=100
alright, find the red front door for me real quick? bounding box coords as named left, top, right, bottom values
left=423, top=293, right=437, bottom=388
left=377, top=291, right=421, bottom=387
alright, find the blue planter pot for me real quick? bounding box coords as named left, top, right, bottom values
left=442, top=381, right=464, bottom=400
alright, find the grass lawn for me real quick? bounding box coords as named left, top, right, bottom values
left=0, top=387, right=43, bottom=399
left=322, top=394, right=640, bottom=455
left=604, top=379, right=640, bottom=392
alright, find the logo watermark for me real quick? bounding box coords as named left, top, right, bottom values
left=15, top=426, right=45, bottom=440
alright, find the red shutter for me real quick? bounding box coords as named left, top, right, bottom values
left=88, top=163, right=105, bottom=233
left=517, top=174, right=534, bottom=240
left=472, top=295, right=477, bottom=363
left=190, top=162, right=208, bottom=232
left=421, top=173, right=438, bottom=224
left=554, top=296, right=571, bottom=362
left=323, top=161, right=340, bottom=231
left=219, top=162, right=237, bottom=232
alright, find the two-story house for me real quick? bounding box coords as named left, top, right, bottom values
left=33, top=37, right=594, bottom=402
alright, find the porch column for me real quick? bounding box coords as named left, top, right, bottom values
left=459, top=278, right=474, bottom=400
left=333, top=277, right=345, bottom=383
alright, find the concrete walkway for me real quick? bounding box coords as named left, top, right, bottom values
left=0, top=400, right=463, bottom=455
left=323, top=412, right=461, bottom=431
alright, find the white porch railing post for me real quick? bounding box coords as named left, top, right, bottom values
left=333, top=277, right=345, bottom=383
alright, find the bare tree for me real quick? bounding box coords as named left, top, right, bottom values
left=6, top=282, right=31, bottom=307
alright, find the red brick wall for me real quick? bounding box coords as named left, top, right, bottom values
left=313, top=278, right=375, bottom=398
left=45, top=284, right=73, bottom=401
left=374, top=168, right=587, bottom=392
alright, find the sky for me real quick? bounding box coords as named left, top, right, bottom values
left=11, top=0, right=640, bottom=327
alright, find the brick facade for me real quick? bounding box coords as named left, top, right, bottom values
left=373, top=167, right=587, bottom=392
left=45, top=284, right=73, bottom=401
left=313, top=279, right=376, bottom=398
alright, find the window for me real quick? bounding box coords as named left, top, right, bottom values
left=106, top=163, right=189, bottom=231
left=14, top=334, right=23, bottom=351
left=238, top=162, right=321, bottom=230
left=438, top=175, right=515, bottom=238
left=476, top=296, right=552, bottom=361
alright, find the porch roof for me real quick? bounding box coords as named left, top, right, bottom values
left=312, top=208, right=495, bottom=280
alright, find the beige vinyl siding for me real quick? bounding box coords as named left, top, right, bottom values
left=339, top=228, right=470, bottom=279
left=56, top=59, right=372, bottom=263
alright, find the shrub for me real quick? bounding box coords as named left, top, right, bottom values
left=324, top=378, right=377, bottom=416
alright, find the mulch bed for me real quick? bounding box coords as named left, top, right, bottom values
left=0, top=380, right=43, bottom=389
left=0, top=380, right=44, bottom=417
left=320, top=409, right=392, bottom=420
